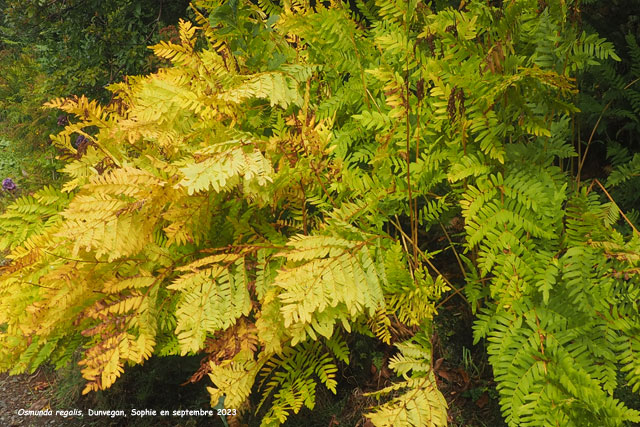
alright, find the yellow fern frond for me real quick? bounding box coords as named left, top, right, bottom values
left=178, top=145, right=273, bottom=195
left=220, top=72, right=303, bottom=108
left=365, top=376, right=448, bottom=427
left=207, top=349, right=262, bottom=408
left=79, top=333, right=127, bottom=394
left=169, top=256, right=251, bottom=355
left=275, top=234, right=386, bottom=343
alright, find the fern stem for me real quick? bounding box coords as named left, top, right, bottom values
left=404, top=22, right=418, bottom=267
left=438, top=222, right=466, bottom=278
left=435, top=284, right=467, bottom=310
left=592, top=179, right=640, bottom=236
left=300, top=179, right=308, bottom=235
left=577, top=77, right=640, bottom=185
left=389, top=216, right=467, bottom=305
left=297, top=129, right=336, bottom=208
left=42, top=249, right=111, bottom=264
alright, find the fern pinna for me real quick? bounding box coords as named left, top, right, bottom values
left=0, top=0, right=639, bottom=426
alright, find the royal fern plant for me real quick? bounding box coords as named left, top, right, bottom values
left=1, top=0, right=639, bottom=426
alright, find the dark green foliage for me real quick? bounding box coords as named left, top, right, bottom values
left=1, top=0, right=191, bottom=99
left=577, top=1, right=640, bottom=226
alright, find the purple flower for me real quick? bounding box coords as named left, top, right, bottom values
left=73, top=135, right=87, bottom=149
left=2, top=178, right=16, bottom=191
left=57, top=115, right=69, bottom=127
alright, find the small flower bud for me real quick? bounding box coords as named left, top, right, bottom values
left=57, top=115, right=69, bottom=127
left=2, top=178, right=17, bottom=191
left=73, top=135, right=88, bottom=149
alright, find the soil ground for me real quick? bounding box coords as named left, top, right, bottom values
left=0, top=370, right=81, bottom=427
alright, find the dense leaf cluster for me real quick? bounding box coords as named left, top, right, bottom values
left=0, top=0, right=191, bottom=98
